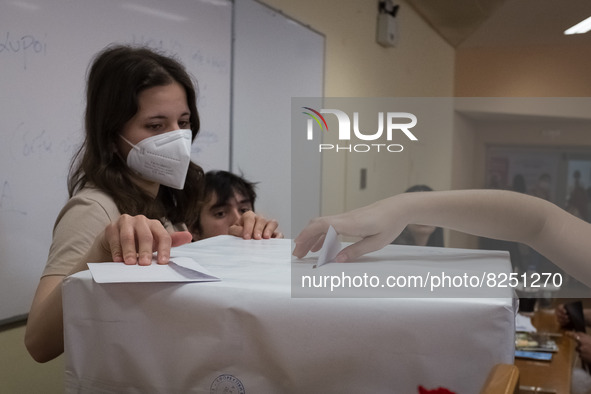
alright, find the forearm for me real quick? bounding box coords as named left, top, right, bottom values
left=391, top=190, right=591, bottom=286
left=25, top=238, right=106, bottom=362
left=391, top=190, right=549, bottom=244
left=25, top=275, right=65, bottom=363
left=295, top=189, right=591, bottom=286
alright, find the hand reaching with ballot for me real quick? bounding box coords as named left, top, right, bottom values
left=293, top=197, right=406, bottom=262
left=293, top=189, right=591, bottom=292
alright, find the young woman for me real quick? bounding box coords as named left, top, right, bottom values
left=25, top=45, right=278, bottom=362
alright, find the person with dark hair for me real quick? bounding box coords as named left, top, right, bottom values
left=192, top=171, right=282, bottom=240
left=25, top=45, right=278, bottom=363
left=392, top=185, right=444, bottom=247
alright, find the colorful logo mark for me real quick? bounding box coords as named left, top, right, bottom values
left=302, top=107, right=329, bottom=132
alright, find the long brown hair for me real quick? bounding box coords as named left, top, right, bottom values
left=68, top=44, right=204, bottom=225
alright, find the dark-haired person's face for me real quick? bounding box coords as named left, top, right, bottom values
left=195, top=190, right=253, bottom=240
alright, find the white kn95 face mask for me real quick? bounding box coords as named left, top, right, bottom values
left=121, top=129, right=192, bottom=190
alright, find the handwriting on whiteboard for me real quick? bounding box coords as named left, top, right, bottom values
left=0, top=32, right=47, bottom=70
left=130, top=34, right=228, bottom=73
left=9, top=122, right=80, bottom=161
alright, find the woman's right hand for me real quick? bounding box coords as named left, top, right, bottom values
left=90, top=214, right=193, bottom=268
left=26, top=214, right=193, bottom=363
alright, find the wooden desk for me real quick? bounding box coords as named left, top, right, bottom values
left=515, top=310, right=577, bottom=394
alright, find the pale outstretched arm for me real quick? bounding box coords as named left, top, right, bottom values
left=293, top=190, right=591, bottom=286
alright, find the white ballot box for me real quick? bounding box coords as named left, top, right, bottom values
left=63, top=236, right=515, bottom=393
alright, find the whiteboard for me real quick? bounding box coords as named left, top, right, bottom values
left=232, top=0, right=324, bottom=238
left=0, top=0, right=232, bottom=324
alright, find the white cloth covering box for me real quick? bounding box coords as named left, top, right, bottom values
left=63, top=236, right=515, bottom=393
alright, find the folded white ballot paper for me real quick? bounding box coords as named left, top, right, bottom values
left=87, top=256, right=220, bottom=284
left=314, top=225, right=341, bottom=268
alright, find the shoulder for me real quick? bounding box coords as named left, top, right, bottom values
left=52, top=186, right=120, bottom=242
left=43, top=187, right=120, bottom=277
left=70, top=186, right=118, bottom=210
left=58, top=187, right=120, bottom=222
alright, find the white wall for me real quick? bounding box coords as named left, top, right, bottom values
left=0, top=1, right=457, bottom=391
left=260, top=0, right=455, bottom=216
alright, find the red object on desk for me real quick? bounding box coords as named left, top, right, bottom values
left=418, top=386, right=456, bottom=394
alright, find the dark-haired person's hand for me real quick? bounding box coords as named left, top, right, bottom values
left=228, top=210, right=282, bottom=240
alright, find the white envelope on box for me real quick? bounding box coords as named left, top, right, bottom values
left=87, top=257, right=220, bottom=283
left=63, top=236, right=515, bottom=393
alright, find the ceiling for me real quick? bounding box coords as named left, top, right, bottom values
left=405, top=0, right=591, bottom=48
